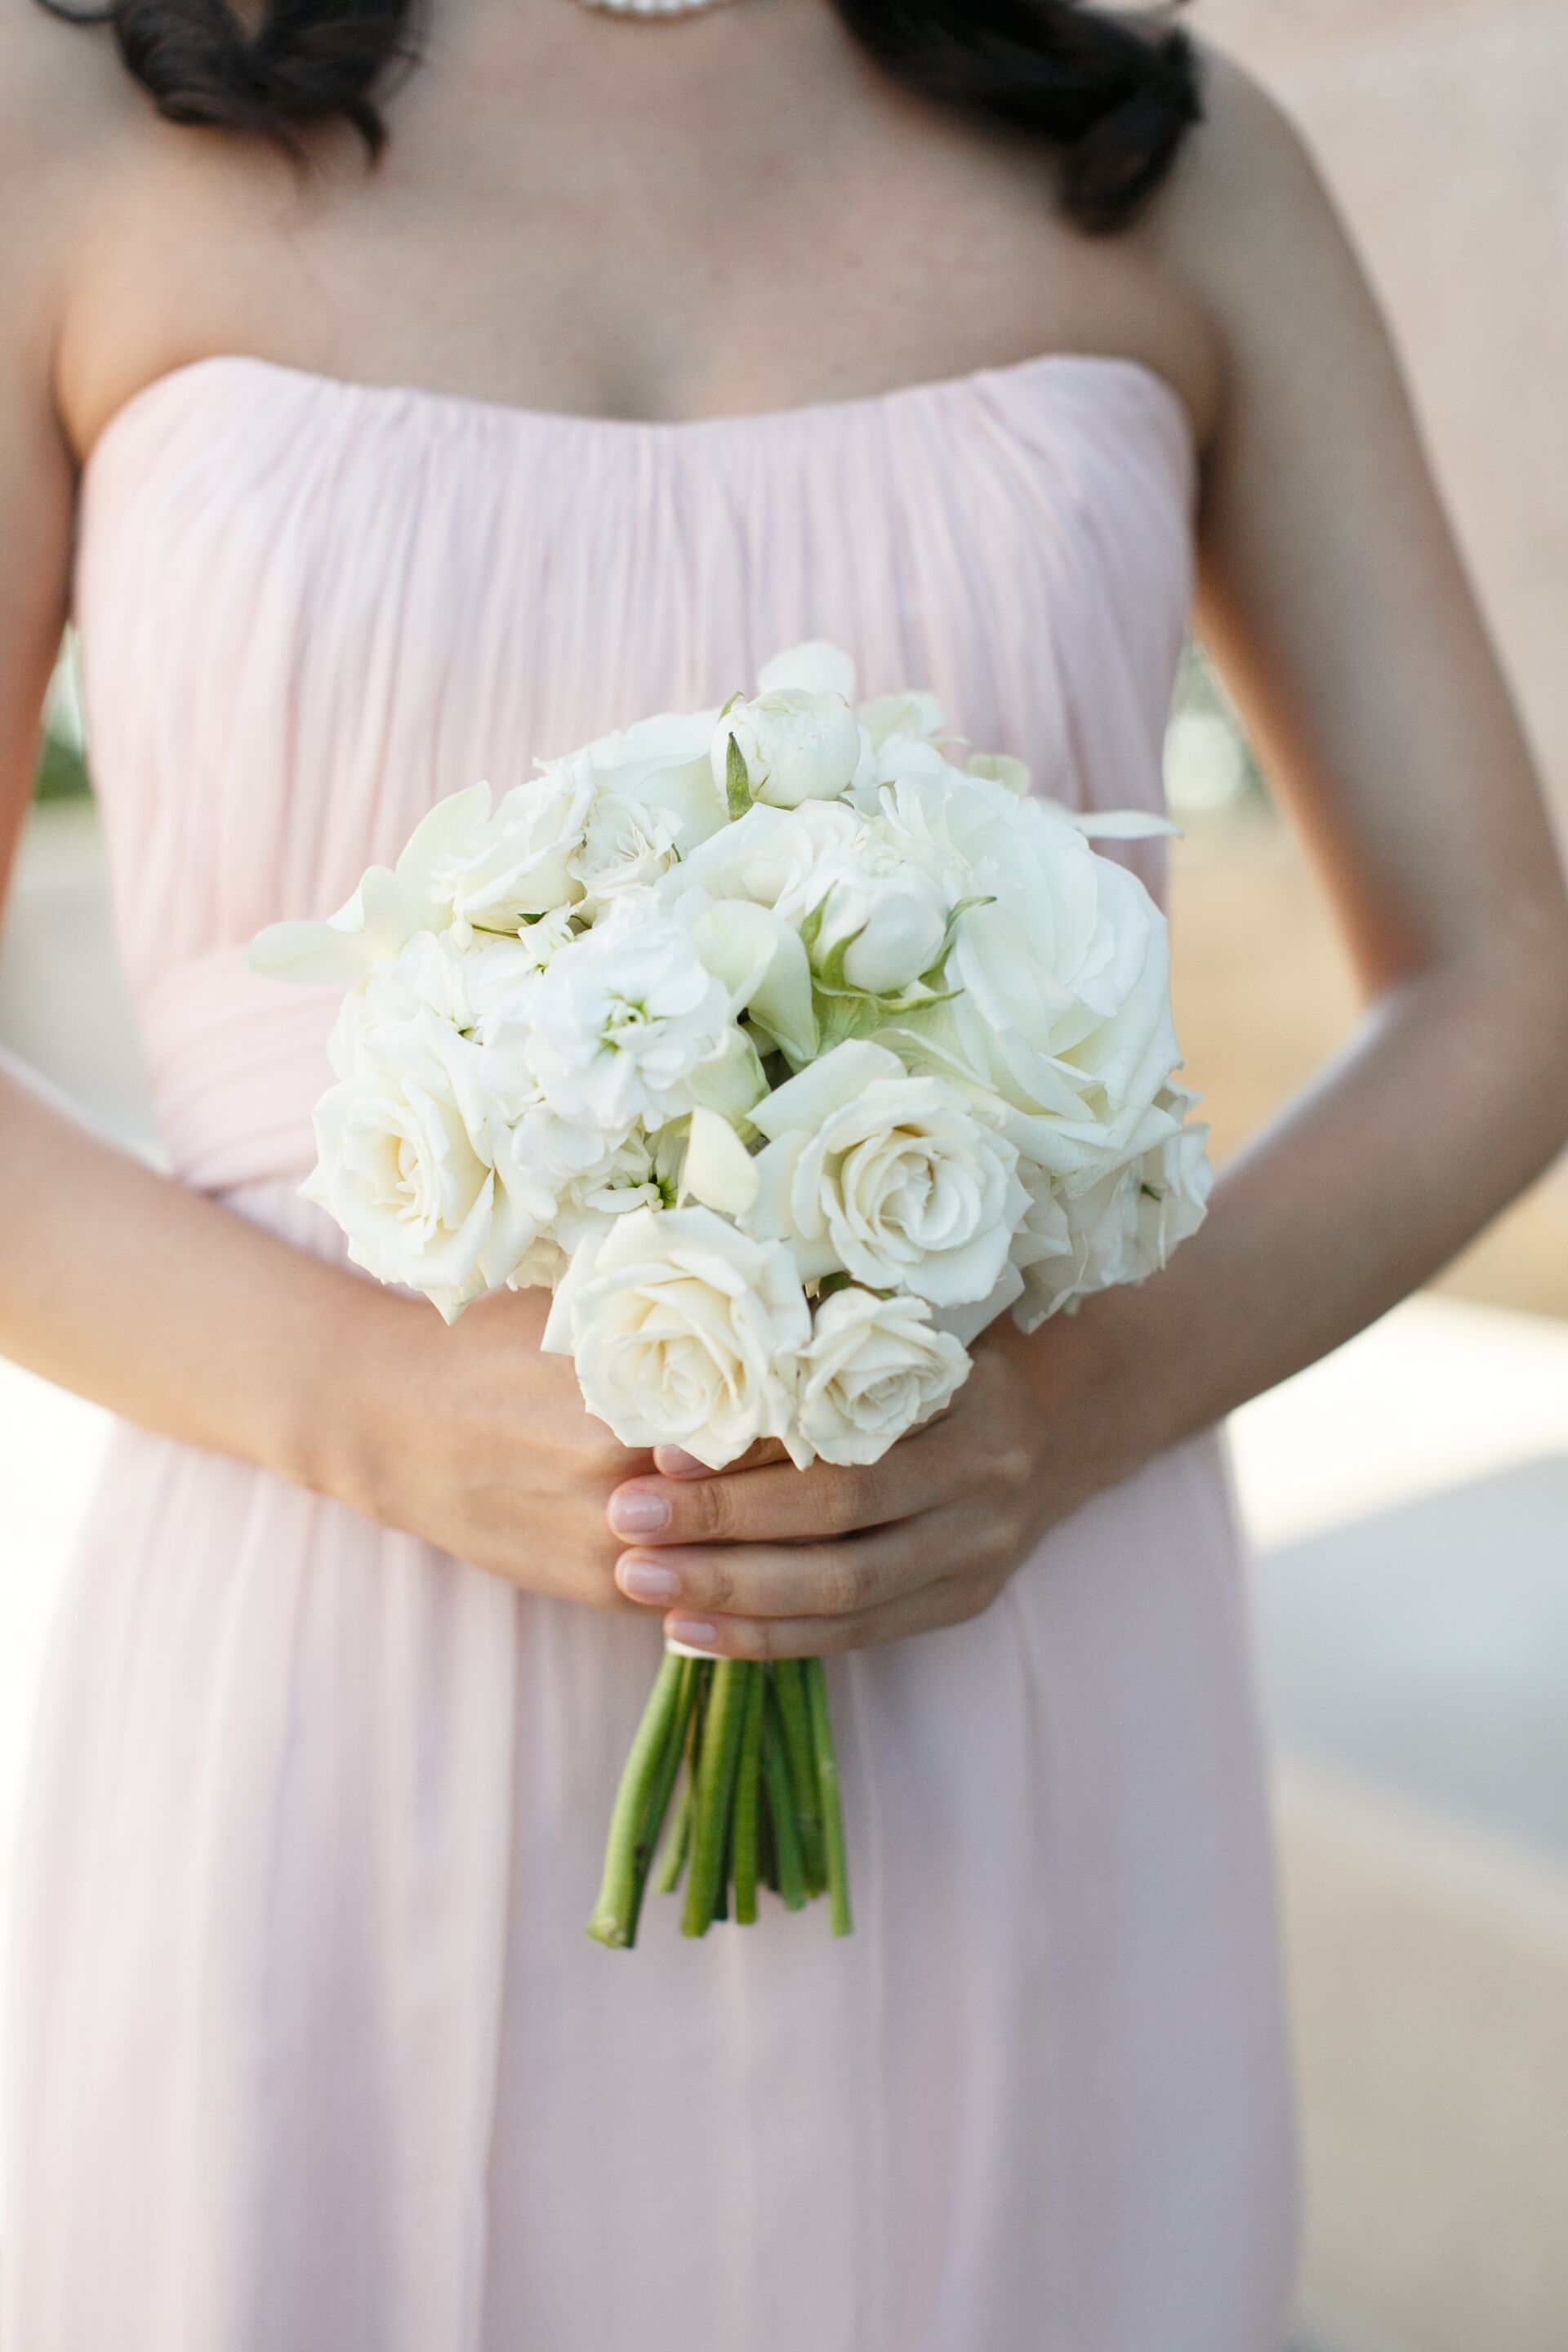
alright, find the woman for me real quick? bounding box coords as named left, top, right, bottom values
left=2, top=0, right=1565, bottom=2344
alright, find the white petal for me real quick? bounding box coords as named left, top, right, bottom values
left=757, top=640, right=858, bottom=702
left=682, top=1107, right=761, bottom=1216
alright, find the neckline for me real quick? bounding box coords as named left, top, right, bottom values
left=82, top=346, right=1198, bottom=482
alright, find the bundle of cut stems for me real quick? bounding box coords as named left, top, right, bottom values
left=587, top=1655, right=852, bottom=1947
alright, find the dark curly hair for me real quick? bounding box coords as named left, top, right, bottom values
left=36, top=0, right=1201, bottom=235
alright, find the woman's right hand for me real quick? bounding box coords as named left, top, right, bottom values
left=331, top=1278, right=653, bottom=1609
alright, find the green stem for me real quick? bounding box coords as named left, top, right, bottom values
left=624, top=1657, right=701, bottom=1941
left=773, top=1659, right=826, bottom=1897
left=761, top=1678, right=808, bottom=1912
left=586, top=1650, right=688, bottom=1949
left=652, top=1762, right=695, bottom=1896
left=731, top=1665, right=765, bottom=1925
left=682, top=1659, right=748, bottom=1938
left=805, top=1656, right=853, bottom=1938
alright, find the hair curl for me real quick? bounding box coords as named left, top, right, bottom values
left=37, top=0, right=1200, bottom=233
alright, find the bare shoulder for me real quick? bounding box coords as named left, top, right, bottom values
left=0, top=3, right=147, bottom=307
left=1138, top=41, right=1378, bottom=380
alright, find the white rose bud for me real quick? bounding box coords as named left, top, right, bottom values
left=715, top=688, right=864, bottom=811
left=792, top=1287, right=971, bottom=1467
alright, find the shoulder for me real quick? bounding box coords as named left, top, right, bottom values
left=1, top=6, right=149, bottom=315
left=1139, top=42, right=1354, bottom=332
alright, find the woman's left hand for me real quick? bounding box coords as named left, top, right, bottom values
left=604, top=1303, right=1160, bottom=1655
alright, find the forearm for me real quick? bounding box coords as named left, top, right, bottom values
left=1076, top=926, right=1568, bottom=1461
left=0, top=1060, right=385, bottom=1491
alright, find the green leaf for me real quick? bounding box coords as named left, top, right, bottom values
left=724, top=733, right=753, bottom=822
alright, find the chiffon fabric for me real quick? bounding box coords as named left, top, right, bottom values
left=3, top=353, right=1297, bottom=2351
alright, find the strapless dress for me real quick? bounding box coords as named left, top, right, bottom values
left=3, top=352, right=1296, bottom=2351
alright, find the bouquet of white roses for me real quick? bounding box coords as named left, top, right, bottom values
left=251, top=642, right=1210, bottom=1947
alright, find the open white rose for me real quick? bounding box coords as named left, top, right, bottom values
left=579, top=709, right=728, bottom=853
left=521, top=892, right=737, bottom=1134
left=434, top=755, right=598, bottom=931
left=715, top=689, right=864, bottom=810
left=878, top=772, right=1181, bottom=1179
left=569, top=791, right=680, bottom=915
left=303, top=1004, right=555, bottom=1321
left=1011, top=1084, right=1213, bottom=1329
left=746, top=1039, right=1027, bottom=1307
left=541, top=1205, right=809, bottom=1468
left=791, top=1286, right=971, bottom=1467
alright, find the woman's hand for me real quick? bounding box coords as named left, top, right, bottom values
left=336, top=1280, right=652, bottom=1609
left=602, top=1303, right=1162, bottom=1655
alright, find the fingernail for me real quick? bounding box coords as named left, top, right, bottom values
left=664, top=1616, right=719, bottom=1655
left=653, top=1447, right=707, bottom=1477
left=608, top=1490, right=670, bottom=1537
left=617, top=1555, right=681, bottom=1604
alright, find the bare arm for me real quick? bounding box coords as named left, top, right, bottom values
left=604, top=60, right=1568, bottom=1655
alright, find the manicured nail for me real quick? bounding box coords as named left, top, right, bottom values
left=653, top=1447, right=706, bottom=1477
left=663, top=1616, right=719, bottom=1655
left=608, top=1490, right=670, bottom=1537
left=617, top=1556, right=681, bottom=1604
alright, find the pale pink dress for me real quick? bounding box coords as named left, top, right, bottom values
left=3, top=354, right=1297, bottom=2350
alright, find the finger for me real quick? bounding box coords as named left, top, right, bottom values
left=653, top=1437, right=792, bottom=1477
left=660, top=1566, right=995, bottom=1658
left=608, top=1417, right=966, bottom=1548
left=614, top=1498, right=977, bottom=1619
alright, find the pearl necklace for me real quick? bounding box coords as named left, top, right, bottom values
left=577, top=0, right=739, bottom=15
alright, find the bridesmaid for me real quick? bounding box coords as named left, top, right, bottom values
left=2, top=2, right=1566, bottom=2347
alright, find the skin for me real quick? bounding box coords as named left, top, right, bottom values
left=2, top=0, right=1566, bottom=1660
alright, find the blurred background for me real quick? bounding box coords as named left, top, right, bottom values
left=3, top=5, right=1567, bottom=2347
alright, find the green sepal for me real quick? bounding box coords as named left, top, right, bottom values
left=724, top=733, right=753, bottom=822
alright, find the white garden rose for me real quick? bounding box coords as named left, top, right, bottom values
left=746, top=1039, right=1027, bottom=1307
left=520, top=892, right=737, bottom=1133
left=569, top=791, right=680, bottom=915
left=303, top=1004, right=555, bottom=1321
left=434, top=755, right=598, bottom=931
left=1011, top=1084, right=1213, bottom=1330
left=791, top=1286, right=971, bottom=1467
left=541, top=1205, right=810, bottom=1468
left=669, top=797, right=859, bottom=915
left=578, top=709, right=728, bottom=853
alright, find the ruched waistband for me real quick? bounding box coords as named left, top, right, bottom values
left=136, top=948, right=345, bottom=1194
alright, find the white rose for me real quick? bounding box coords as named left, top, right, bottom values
left=541, top=1205, right=809, bottom=1468
left=670, top=798, right=861, bottom=916
left=569, top=791, right=679, bottom=915
left=782, top=822, right=952, bottom=997
left=879, top=773, right=1181, bottom=1179
left=715, top=689, right=864, bottom=810
left=578, top=709, right=727, bottom=852
left=746, top=1039, right=1028, bottom=1308
left=520, top=891, right=737, bottom=1133
left=303, top=1004, right=555, bottom=1321
left=791, top=1286, right=971, bottom=1468
left=435, top=755, right=598, bottom=931
left=1011, top=1085, right=1213, bottom=1330
left=858, top=688, right=943, bottom=751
